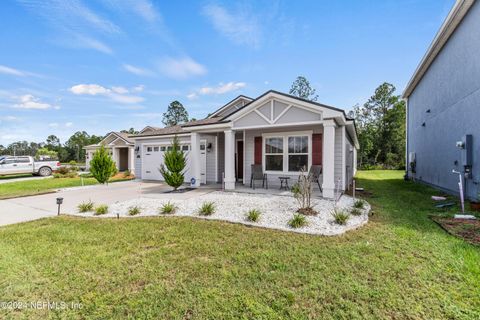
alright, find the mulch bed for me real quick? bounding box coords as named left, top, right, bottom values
left=430, top=216, right=480, bottom=246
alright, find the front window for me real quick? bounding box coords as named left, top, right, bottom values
left=264, top=134, right=310, bottom=172
left=265, top=137, right=283, bottom=171
left=288, top=136, right=308, bottom=171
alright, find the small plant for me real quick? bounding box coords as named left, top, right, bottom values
left=77, top=200, right=94, bottom=213
left=288, top=214, right=307, bottom=228
left=291, top=168, right=317, bottom=215
left=159, top=201, right=177, bottom=214
left=198, top=201, right=215, bottom=216
left=350, top=208, right=362, bottom=216
left=128, top=206, right=141, bottom=216
left=246, top=209, right=261, bottom=222
left=90, top=145, right=117, bottom=184
left=353, top=199, right=365, bottom=209
left=332, top=209, right=350, bottom=225
left=94, top=204, right=109, bottom=215
left=159, top=136, right=186, bottom=190
left=123, top=169, right=131, bottom=178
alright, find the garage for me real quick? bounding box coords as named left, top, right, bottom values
left=142, top=142, right=206, bottom=183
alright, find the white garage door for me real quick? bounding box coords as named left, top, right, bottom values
left=142, top=143, right=205, bottom=182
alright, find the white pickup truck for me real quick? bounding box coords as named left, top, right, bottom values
left=0, top=156, right=61, bottom=177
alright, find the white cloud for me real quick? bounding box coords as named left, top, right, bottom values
left=13, top=94, right=58, bottom=110
left=0, top=116, right=18, bottom=121
left=69, top=84, right=144, bottom=104
left=187, top=93, right=198, bottom=100
left=132, top=85, right=145, bottom=92
left=0, top=65, right=27, bottom=77
left=49, top=122, right=59, bottom=128
left=111, top=86, right=129, bottom=94
left=70, top=84, right=110, bottom=95
left=202, top=4, right=260, bottom=47
left=73, top=34, right=113, bottom=54
left=132, top=0, right=158, bottom=23
left=157, top=56, right=207, bottom=79
left=188, top=82, right=246, bottom=99
left=200, top=82, right=246, bottom=95
left=123, top=64, right=154, bottom=76
left=18, top=0, right=120, bottom=34
left=65, top=122, right=73, bottom=127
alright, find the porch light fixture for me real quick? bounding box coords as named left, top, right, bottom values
left=421, top=122, right=426, bottom=127
left=207, top=143, right=212, bottom=152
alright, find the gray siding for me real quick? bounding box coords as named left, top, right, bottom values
left=407, top=0, right=480, bottom=200
left=334, top=126, right=343, bottom=190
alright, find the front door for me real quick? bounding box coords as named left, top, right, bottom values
left=236, top=140, right=244, bottom=181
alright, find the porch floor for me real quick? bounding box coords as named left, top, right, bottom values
left=201, top=182, right=323, bottom=198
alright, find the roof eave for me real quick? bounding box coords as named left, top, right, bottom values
left=402, top=0, right=474, bottom=99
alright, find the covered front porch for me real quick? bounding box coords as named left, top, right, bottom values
left=185, top=91, right=358, bottom=199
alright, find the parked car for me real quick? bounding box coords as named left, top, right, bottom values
left=0, top=156, right=61, bottom=177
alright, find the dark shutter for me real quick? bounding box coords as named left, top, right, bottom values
left=254, top=137, right=262, bottom=164
left=312, top=134, right=322, bottom=165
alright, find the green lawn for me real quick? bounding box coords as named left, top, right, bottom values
left=0, top=170, right=479, bottom=319
left=0, top=176, right=133, bottom=199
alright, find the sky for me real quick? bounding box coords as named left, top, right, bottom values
left=0, top=0, right=455, bottom=145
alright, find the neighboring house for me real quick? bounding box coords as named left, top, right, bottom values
left=130, top=90, right=359, bottom=199
left=84, top=131, right=141, bottom=174
left=403, top=0, right=479, bottom=200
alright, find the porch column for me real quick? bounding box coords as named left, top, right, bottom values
left=129, top=147, right=135, bottom=174
left=111, top=147, right=119, bottom=170
left=190, top=132, right=201, bottom=188
left=224, top=129, right=236, bottom=190
left=322, top=120, right=336, bottom=199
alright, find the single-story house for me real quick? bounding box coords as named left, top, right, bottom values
left=129, top=90, right=359, bottom=199
left=85, top=131, right=138, bottom=174
left=403, top=0, right=479, bottom=200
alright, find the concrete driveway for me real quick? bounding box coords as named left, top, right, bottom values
left=0, top=181, right=218, bottom=227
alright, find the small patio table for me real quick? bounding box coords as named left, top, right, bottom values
left=279, top=177, right=290, bottom=190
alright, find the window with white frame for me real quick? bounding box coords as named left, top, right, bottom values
left=264, top=133, right=310, bottom=173
left=265, top=137, right=283, bottom=171
left=288, top=136, right=308, bottom=171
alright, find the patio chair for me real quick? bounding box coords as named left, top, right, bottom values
left=250, top=164, right=268, bottom=189
left=308, top=165, right=322, bottom=191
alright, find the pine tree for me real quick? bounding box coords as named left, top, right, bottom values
left=90, top=145, right=117, bottom=184
left=159, top=136, right=186, bottom=190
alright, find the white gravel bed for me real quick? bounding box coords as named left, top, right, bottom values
left=71, top=192, right=370, bottom=235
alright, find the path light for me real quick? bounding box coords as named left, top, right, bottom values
left=56, top=197, right=63, bottom=216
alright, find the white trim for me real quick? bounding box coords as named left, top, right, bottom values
left=254, top=109, right=273, bottom=124
left=243, top=130, right=246, bottom=183
left=261, top=130, right=313, bottom=175
left=341, top=126, right=346, bottom=190
left=134, top=133, right=191, bottom=140
left=272, top=104, right=292, bottom=123
left=186, top=122, right=232, bottom=132
left=233, top=120, right=324, bottom=131
left=215, top=134, right=219, bottom=183
left=208, top=96, right=253, bottom=118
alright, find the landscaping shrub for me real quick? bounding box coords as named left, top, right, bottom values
left=291, top=168, right=317, bottom=215
left=69, top=160, right=79, bottom=171
left=289, top=214, right=307, bottom=228
left=123, top=169, right=131, bottom=178
left=332, top=209, right=350, bottom=225
left=353, top=199, right=365, bottom=209
left=198, top=202, right=215, bottom=216
left=128, top=206, right=141, bottom=216
left=246, top=209, right=261, bottom=222
left=94, top=205, right=109, bottom=215
left=159, top=201, right=176, bottom=214
left=56, top=166, right=71, bottom=175
left=159, top=136, right=186, bottom=190
left=90, top=145, right=117, bottom=184
left=77, top=200, right=94, bottom=213
left=350, top=208, right=362, bottom=216
left=53, top=167, right=78, bottom=179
